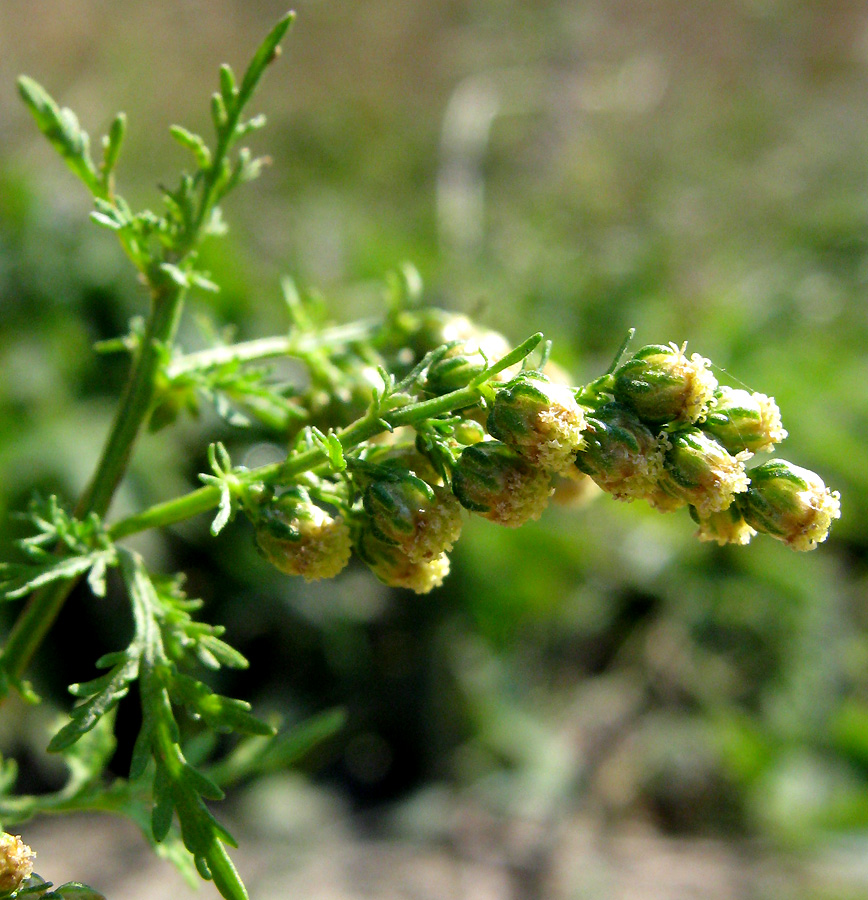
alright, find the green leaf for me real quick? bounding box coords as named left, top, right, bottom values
left=100, top=112, right=126, bottom=182
left=169, top=125, right=212, bottom=168
left=48, top=654, right=139, bottom=752
left=51, top=884, right=107, bottom=900
left=236, top=12, right=295, bottom=105
left=218, top=64, right=237, bottom=105
left=469, top=332, right=544, bottom=386
left=17, top=76, right=100, bottom=195
left=0, top=553, right=106, bottom=602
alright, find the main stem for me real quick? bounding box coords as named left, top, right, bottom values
left=1, top=282, right=186, bottom=686
left=109, top=382, right=486, bottom=541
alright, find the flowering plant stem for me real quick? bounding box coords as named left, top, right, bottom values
left=108, top=366, right=523, bottom=541
left=1, top=282, right=187, bottom=690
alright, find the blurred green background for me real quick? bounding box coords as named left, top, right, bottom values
left=2, top=0, right=868, bottom=896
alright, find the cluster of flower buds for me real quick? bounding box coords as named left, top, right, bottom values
left=0, top=832, right=34, bottom=894
left=251, top=321, right=840, bottom=594
left=575, top=342, right=840, bottom=550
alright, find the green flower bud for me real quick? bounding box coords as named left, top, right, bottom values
left=655, top=427, right=749, bottom=517
left=613, top=342, right=717, bottom=426
left=425, top=352, right=487, bottom=393
left=702, top=386, right=787, bottom=454
left=738, top=459, right=841, bottom=551
left=452, top=440, right=552, bottom=527
left=255, top=494, right=352, bottom=581
left=0, top=833, right=34, bottom=894
left=487, top=375, right=586, bottom=473
left=356, top=530, right=450, bottom=594
left=454, top=419, right=487, bottom=445
left=423, top=320, right=518, bottom=394
left=574, top=402, right=664, bottom=502
left=690, top=504, right=757, bottom=546
left=363, top=473, right=462, bottom=563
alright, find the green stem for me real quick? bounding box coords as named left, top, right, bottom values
left=1, top=284, right=187, bottom=688
left=109, top=382, right=485, bottom=540
left=166, top=318, right=380, bottom=378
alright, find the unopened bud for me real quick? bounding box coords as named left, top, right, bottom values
left=256, top=494, right=351, bottom=581
left=364, top=473, right=462, bottom=563
left=0, top=833, right=34, bottom=894
left=614, top=342, right=717, bottom=426
left=424, top=321, right=518, bottom=393
left=487, top=375, right=586, bottom=473
left=356, top=530, right=450, bottom=594
left=454, top=419, right=486, bottom=445
left=738, top=459, right=841, bottom=551
left=452, top=440, right=552, bottom=527
left=702, top=387, right=787, bottom=454
left=425, top=352, right=486, bottom=393
left=574, top=402, right=663, bottom=501
left=690, top=504, right=757, bottom=546
left=655, top=428, right=749, bottom=517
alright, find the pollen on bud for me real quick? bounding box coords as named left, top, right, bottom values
left=364, top=473, right=462, bottom=563
left=452, top=440, right=553, bottom=527
left=738, top=459, right=841, bottom=551
left=574, top=402, right=664, bottom=502
left=255, top=494, right=352, bottom=581
left=690, top=504, right=757, bottom=546
left=702, top=387, right=787, bottom=454
left=0, top=833, right=35, bottom=894
left=487, top=375, right=586, bottom=473
left=655, top=428, right=750, bottom=517
left=613, top=342, right=717, bottom=427
left=356, top=530, right=450, bottom=594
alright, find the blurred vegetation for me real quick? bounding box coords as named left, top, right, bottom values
left=2, top=0, right=868, bottom=876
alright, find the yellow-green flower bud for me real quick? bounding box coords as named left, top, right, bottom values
left=702, top=387, right=787, bottom=454
left=690, top=504, right=757, bottom=546
left=574, top=402, right=664, bottom=501
left=425, top=352, right=487, bottom=394
left=363, top=474, right=462, bottom=563
left=613, top=342, right=717, bottom=426
left=423, top=319, right=518, bottom=394
left=454, top=419, right=486, bottom=445
left=256, top=495, right=352, bottom=581
left=452, top=440, right=552, bottom=527
left=655, top=428, right=749, bottom=517
left=738, top=459, right=841, bottom=551
left=0, top=833, right=34, bottom=894
left=356, top=530, right=450, bottom=594
left=487, top=375, right=586, bottom=473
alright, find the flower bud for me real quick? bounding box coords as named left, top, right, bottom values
left=690, top=504, right=757, bottom=546
left=356, top=530, right=450, bottom=594
left=613, top=342, right=717, bottom=426
left=0, top=833, right=34, bottom=894
left=453, top=419, right=486, bottom=445
left=363, top=473, right=462, bottom=563
left=738, top=459, right=841, bottom=551
left=452, top=440, right=552, bottom=527
left=255, top=493, right=352, bottom=581
left=487, top=375, right=586, bottom=473
left=655, top=428, right=749, bottom=517
left=574, top=402, right=664, bottom=502
left=425, top=352, right=486, bottom=393
left=702, top=387, right=787, bottom=454
left=423, top=320, right=518, bottom=394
